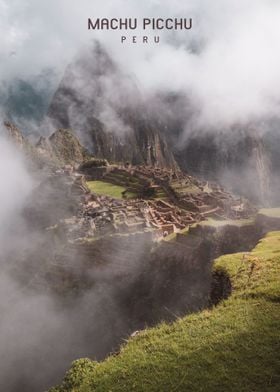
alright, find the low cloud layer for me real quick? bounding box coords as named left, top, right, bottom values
left=1, top=0, right=280, bottom=129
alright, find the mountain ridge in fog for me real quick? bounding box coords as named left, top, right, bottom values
left=45, top=42, right=280, bottom=206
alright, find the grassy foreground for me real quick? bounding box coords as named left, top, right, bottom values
left=50, top=232, right=280, bottom=392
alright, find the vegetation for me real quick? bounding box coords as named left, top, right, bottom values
left=199, top=218, right=255, bottom=228
left=50, top=231, right=280, bottom=392
left=104, top=172, right=148, bottom=196
left=86, top=181, right=136, bottom=199
left=86, top=169, right=168, bottom=200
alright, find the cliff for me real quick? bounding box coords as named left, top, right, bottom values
left=49, top=230, right=280, bottom=392
left=36, top=129, right=91, bottom=167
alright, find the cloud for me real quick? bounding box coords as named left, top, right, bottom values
left=0, top=130, right=155, bottom=391
left=0, top=132, right=32, bottom=225
left=1, top=0, right=280, bottom=129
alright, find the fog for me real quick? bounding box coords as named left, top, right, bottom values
left=1, top=0, right=280, bottom=130
left=0, top=127, right=215, bottom=391
left=0, top=133, right=141, bottom=391
left=0, top=130, right=163, bottom=391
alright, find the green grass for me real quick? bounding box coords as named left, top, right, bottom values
left=162, top=232, right=177, bottom=242
left=86, top=181, right=136, bottom=199
left=199, top=218, right=255, bottom=228
left=50, top=232, right=280, bottom=392
left=163, top=227, right=190, bottom=242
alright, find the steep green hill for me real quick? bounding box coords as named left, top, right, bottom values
left=50, top=232, right=280, bottom=392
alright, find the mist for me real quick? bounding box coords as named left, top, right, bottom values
left=1, top=0, right=280, bottom=132
left=0, top=131, right=160, bottom=391
left=1, top=1, right=276, bottom=205
left=0, top=128, right=215, bottom=391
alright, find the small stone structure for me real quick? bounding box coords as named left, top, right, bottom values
left=61, top=164, right=256, bottom=240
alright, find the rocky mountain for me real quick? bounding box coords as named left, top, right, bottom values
left=1, top=121, right=48, bottom=170
left=2, top=122, right=91, bottom=169
left=3, top=121, right=29, bottom=149
left=46, top=42, right=280, bottom=207
left=47, top=42, right=177, bottom=169
left=36, top=128, right=91, bottom=167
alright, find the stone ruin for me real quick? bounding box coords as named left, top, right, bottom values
left=56, top=164, right=256, bottom=242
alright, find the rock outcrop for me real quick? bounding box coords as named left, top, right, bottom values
left=36, top=129, right=91, bottom=167
left=1, top=121, right=50, bottom=170
left=2, top=122, right=91, bottom=169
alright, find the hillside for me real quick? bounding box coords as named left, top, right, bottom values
left=2, top=122, right=91, bottom=169
left=36, top=128, right=91, bottom=166
left=50, top=231, right=280, bottom=392
left=45, top=41, right=280, bottom=205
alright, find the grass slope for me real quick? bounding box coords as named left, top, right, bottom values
left=199, top=218, right=255, bottom=228
left=50, top=232, right=280, bottom=392
left=86, top=181, right=136, bottom=199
